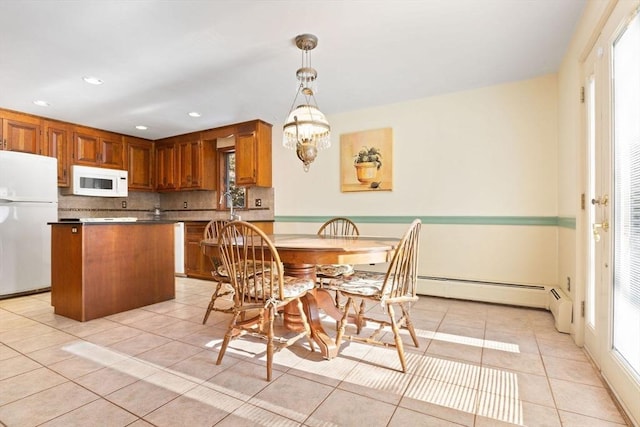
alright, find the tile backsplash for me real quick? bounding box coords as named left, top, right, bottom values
left=58, top=187, right=274, bottom=222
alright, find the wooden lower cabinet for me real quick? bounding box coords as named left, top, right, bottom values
left=184, top=220, right=274, bottom=280
left=50, top=222, right=175, bottom=321
left=185, top=222, right=211, bottom=280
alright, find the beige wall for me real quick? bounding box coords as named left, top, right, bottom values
left=274, top=74, right=558, bottom=217
left=273, top=74, right=560, bottom=299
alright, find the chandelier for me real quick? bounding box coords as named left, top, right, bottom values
left=283, top=34, right=331, bottom=172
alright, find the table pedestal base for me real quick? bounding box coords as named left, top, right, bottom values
left=282, top=263, right=340, bottom=359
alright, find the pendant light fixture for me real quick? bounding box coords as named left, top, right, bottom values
left=283, top=34, right=331, bottom=172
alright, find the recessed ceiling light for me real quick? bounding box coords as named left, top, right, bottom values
left=188, top=111, right=201, bottom=118
left=135, top=125, right=148, bottom=130
left=82, top=76, right=104, bottom=85
left=33, top=100, right=50, bottom=107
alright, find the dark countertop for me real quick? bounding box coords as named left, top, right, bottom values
left=49, top=220, right=177, bottom=225
left=50, top=219, right=274, bottom=225
left=181, top=219, right=275, bottom=223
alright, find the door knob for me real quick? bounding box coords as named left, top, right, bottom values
left=591, top=195, right=609, bottom=207
left=592, top=219, right=609, bottom=242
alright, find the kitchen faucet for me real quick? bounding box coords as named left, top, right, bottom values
left=220, top=190, right=241, bottom=221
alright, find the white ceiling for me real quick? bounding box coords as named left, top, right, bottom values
left=0, top=0, right=586, bottom=140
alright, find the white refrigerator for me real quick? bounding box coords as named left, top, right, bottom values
left=0, top=151, right=58, bottom=297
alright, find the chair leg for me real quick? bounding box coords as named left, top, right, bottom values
left=335, top=297, right=351, bottom=347
left=401, top=303, right=419, bottom=347
left=202, top=281, right=224, bottom=324
left=332, top=290, right=347, bottom=332
left=202, top=299, right=215, bottom=325
left=355, top=299, right=366, bottom=334
left=216, top=311, right=239, bottom=366
left=295, top=298, right=315, bottom=352
left=387, top=304, right=408, bottom=373
left=266, top=306, right=275, bottom=381
left=333, top=289, right=343, bottom=309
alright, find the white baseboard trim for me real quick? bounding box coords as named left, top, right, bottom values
left=417, top=276, right=548, bottom=309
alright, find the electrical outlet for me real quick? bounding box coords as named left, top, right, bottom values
left=255, top=198, right=262, bottom=207
left=183, top=201, right=188, bottom=209
left=121, top=201, right=127, bottom=209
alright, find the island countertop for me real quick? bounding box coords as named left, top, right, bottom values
left=50, top=219, right=178, bottom=225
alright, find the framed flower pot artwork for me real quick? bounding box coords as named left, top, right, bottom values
left=340, top=127, right=393, bottom=192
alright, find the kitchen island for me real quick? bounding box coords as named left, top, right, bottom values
left=49, top=220, right=175, bottom=321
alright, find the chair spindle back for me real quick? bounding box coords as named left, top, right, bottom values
left=317, top=217, right=360, bottom=237
left=379, top=219, right=421, bottom=300
left=217, top=221, right=284, bottom=306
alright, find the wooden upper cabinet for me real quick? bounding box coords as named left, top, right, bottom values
left=155, top=140, right=178, bottom=191
left=73, top=127, right=124, bottom=169
left=235, top=132, right=256, bottom=187
left=43, top=120, right=72, bottom=187
left=235, top=120, right=272, bottom=187
left=155, top=132, right=215, bottom=192
left=0, top=108, right=272, bottom=192
left=125, top=136, right=154, bottom=191
left=178, top=139, right=202, bottom=189
left=74, top=132, right=100, bottom=164
left=0, top=109, right=42, bottom=154
left=100, top=134, right=125, bottom=169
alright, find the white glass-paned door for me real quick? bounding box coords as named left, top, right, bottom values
left=612, top=12, right=640, bottom=378
left=582, top=3, right=640, bottom=424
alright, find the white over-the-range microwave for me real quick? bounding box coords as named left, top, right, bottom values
left=62, top=165, right=128, bottom=197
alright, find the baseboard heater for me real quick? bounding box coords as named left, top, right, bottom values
left=417, top=275, right=548, bottom=309
left=548, top=287, right=572, bottom=333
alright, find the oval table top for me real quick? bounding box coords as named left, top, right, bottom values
left=201, top=233, right=400, bottom=265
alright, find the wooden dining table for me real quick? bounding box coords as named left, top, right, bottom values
left=201, top=233, right=400, bottom=359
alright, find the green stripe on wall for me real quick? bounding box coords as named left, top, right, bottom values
left=557, top=217, right=576, bottom=229
left=275, top=215, right=577, bottom=228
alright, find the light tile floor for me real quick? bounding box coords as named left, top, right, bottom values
left=0, top=277, right=631, bottom=427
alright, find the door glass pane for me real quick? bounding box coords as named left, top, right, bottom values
left=586, top=75, right=597, bottom=327
left=612, top=13, right=640, bottom=377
